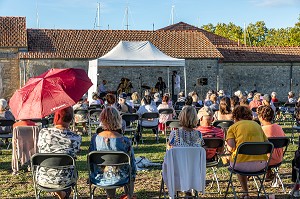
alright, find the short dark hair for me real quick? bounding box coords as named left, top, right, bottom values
left=185, top=96, right=193, bottom=106
left=106, top=93, right=116, bottom=105
left=232, top=105, right=252, bottom=121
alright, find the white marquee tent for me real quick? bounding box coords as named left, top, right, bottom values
left=88, top=41, right=186, bottom=102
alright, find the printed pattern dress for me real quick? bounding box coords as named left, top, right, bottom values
left=36, top=128, right=82, bottom=188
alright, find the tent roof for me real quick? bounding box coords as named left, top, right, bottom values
left=97, top=41, right=185, bottom=67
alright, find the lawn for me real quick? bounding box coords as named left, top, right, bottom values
left=0, top=125, right=297, bottom=199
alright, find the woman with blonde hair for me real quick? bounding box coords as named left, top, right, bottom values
left=90, top=106, right=136, bottom=199
left=167, top=106, right=204, bottom=148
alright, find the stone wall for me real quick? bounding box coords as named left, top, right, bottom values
left=13, top=58, right=300, bottom=102
left=21, top=59, right=88, bottom=87
left=222, top=62, right=300, bottom=101
left=0, top=48, right=19, bottom=99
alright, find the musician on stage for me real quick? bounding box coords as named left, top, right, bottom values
left=155, top=77, right=167, bottom=95
left=117, top=78, right=133, bottom=95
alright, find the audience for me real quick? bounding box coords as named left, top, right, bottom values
left=89, top=107, right=136, bottom=199
left=287, top=91, right=297, bottom=104
left=157, top=95, right=175, bottom=135
left=196, top=106, right=224, bottom=160
left=249, top=92, right=262, bottom=110
left=118, top=92, right=133, bottom=114
left=209, top=94, right=219, bottom=111
left=257, top=105, right=286, bottom=181
left=168, top=106, right=204, bottom=149
left=226, top=105, right=268, bottom=199
left=137, top=95, right=159, bottom=135
left=271, top=92, right=279, bottom=103
left=214, top=97, right=233, bottom=120
left=37, top=107, right=82, bottom=199
left=230, top=96, right=239, bottom=111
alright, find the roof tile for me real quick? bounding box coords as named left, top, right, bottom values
left=0, top=17, right=27, bottom=47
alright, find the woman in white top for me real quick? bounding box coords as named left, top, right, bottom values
left=167, top=106, right=204, bottom=149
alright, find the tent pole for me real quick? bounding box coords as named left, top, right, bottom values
left=167, top=67, right=170, bottom=94
left=184, top=65, right=187, bottom=97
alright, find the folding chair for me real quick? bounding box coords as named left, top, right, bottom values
left=139, top=112, right=159, bottom=143
left=203, top=138, right=224, bottom=194
left=88, top=104, right=103, bottom=110
left=30, top=118, right=49, bottom=128
left=212, top=120, right=234, bottom=135
left=224, top=142, right=274, bottom=199
left=88, top=109, right=102, bottom=135
left=87, top=151, right=132, bottom=199
left=159, top=147, right=206, bottom=199
left=122, top=113, right=139, bottom=145
left=12, top=126, right=40, bottom=174
left=158, top=108, right=174, bottom=133
left=0, top=119, right=15, bottom=149
left=290, top=167, right=300, bottom=198
left=31, top=153, right=78, bottom=199
left=73, top=109, right=89, bottom=134
left=267, top=137, right=290, bottom=192
left=164, top=120, right=180, bottom=146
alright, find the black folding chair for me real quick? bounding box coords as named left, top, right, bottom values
left=203, top=137, right=224, bottom=194
left=139, top=112, right=160, bottom=143
left=73, top=109, right=89, bottom=134
left=122, top=113, right=139, bottom=145
left=0, top=119, right=15, bottom=149
left=212, top=120, right=234, bottom=135
left=31, top=153, right=78, bottom=199
left=224, top=142, right=274, bottom=199
left=87, top=151, right=132, bottom=199
left=88, top=109, right=102, bottom=135
left=88, top=104, right=103, bottom=110
left=30, top=118, right=49, bottom=128
left=267, top=137, right=290, bottom=193
left=158, top=108, right=174, bottom=133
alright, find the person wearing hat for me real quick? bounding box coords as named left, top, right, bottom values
left=118, top=92, right=133, bottom=114
left=262, top=94, right=276, bottom=113
left=196, top=106, right=224, bottom=160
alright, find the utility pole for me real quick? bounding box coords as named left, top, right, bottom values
left=125, top=6, right=129, bottom=30
left=244, top=23, right=247, bottom=46
left=36, top=0, right=39, bottom=28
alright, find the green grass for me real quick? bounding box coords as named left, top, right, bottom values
left=0, top=127, right=298, bottom=198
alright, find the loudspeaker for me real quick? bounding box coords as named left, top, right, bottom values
left=197, top=78, right=208, bottom=86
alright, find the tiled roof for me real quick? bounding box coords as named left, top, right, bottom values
left=0, top=16, right=27, bottom=47
left=218, top=46, right=300, bottom=62
left=19, top=29, right=224, bottom=59
left=158, top=22, right=239, bottom=46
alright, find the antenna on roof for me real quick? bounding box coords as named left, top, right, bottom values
left=36, top=0, right=39, bottom=28
left=94, top=2, right=101, bottom=30
left=169, top=5, right=175, bottom=25
left=125, top=5, right=129, bottom=30
left=153, top=23, right=155, bottom=31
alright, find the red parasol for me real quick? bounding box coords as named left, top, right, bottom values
left=9, top=68, right=93, bottom=120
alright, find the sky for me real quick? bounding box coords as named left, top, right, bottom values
left=0, top=0, right=299, bottom=30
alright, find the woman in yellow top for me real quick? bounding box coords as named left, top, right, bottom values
left=226, top=105, right=268, bottom=199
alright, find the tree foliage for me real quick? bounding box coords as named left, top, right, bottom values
left=201, top=15, right=300, bottom=46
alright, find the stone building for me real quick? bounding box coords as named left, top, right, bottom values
left=0, top=17, right=300, bottom=101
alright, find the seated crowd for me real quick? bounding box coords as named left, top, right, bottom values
left=2, top=86, right=300, bottom=199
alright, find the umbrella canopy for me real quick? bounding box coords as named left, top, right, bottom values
left=10, top=68, right=93, bottom=120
